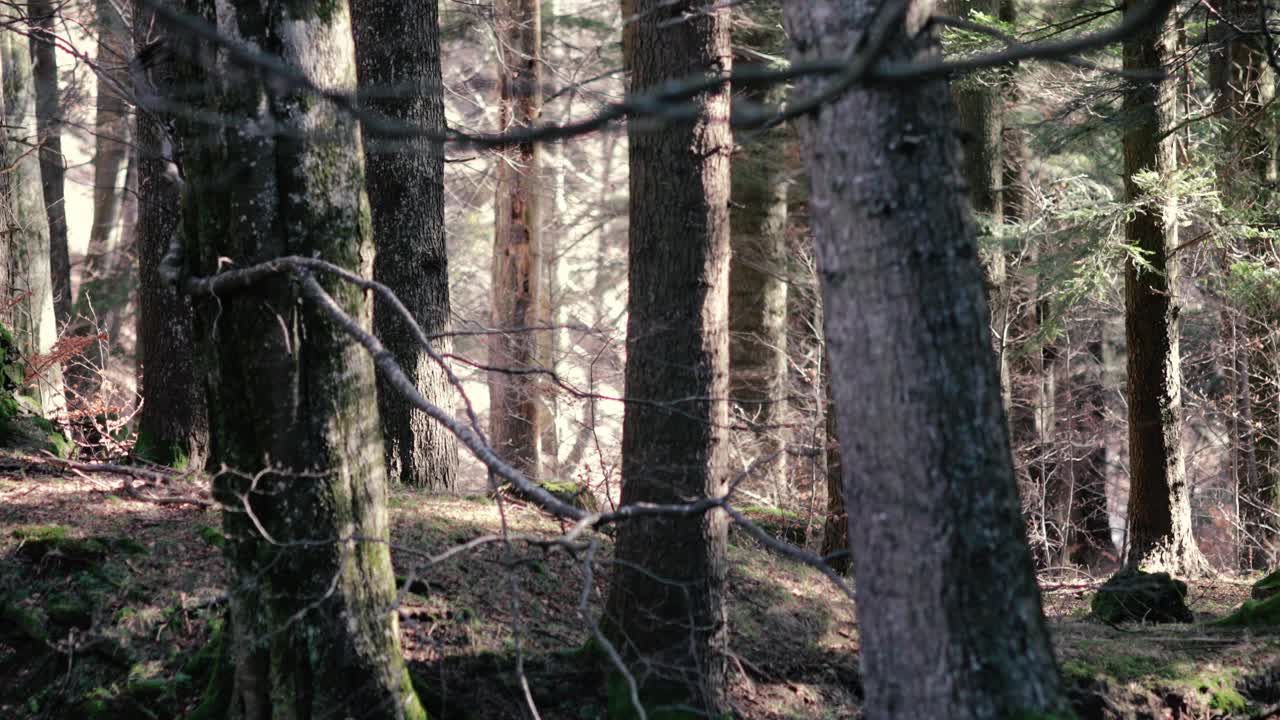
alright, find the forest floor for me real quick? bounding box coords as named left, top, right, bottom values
left=0, top=457, right=1276, bottom=720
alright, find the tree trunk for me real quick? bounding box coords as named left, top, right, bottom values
left=729, top=3, right=789, bottom=503
left=352, top=0, right=458, bottom=491
left=1121, top=0, right=1206, bottom=574
left=1209, top=0, right=1278, bottom=569
left=602, top=0, right=732, bottom=714
left=28, top=0, right=71, bottom=327
left=133, top=7, right=207, bottom=469
left=1069, top=338, right=1116, bottom=567
left=944, top=0, right=1010, bottom=413
left=489, top=0, right=544, bottom=482
left=819, top=355, right=848, bottom=574
left=2, top=19, right=64, bottom=414
left=69, top=0, right=132, bottom=402
left=783, top=1, right=1067, bottom=717
left=176, top=2, right=424, bottom=717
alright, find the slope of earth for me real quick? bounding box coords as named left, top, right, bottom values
left=0, top=457, right=1274, bottom=719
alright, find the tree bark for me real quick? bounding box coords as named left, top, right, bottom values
left=1121, top=0, right=1206, bottom=574
left=176, top=1, right=424, bottom=717
left=28, top=0, right=71, bottom=327
left=2, top=18, right=65, bottom=414
left=602, top=0, right=732, bottom=714
left=133, top=6, right=207, bottom=470
left=729, top=2, right=789, bottom=502
left=783, top=1, right=1067, bottom=717
left=819, top=356, right=848, bottom=574
left=352, top=0, right=458, bottom=491
left=489, top=0, right=545, bottom=482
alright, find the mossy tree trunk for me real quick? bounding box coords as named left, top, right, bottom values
left=133, top=4, right=207, bottom=469
left=176, top=1, right=424, bottom=717
left=28, top=0, right=71, bottom=327
left=602, top=0, right=732, bottom=714
left=1121, top=0, right=1206, bottom=574
left=783, top=0, right=1068, bottom=716
left=1, top=20, right=64, bottom=414
left=729, top=1, right=789, bottom=502
left=490, top=0, right=545, bottom=482
left=352, top=0, right=458, bottom=491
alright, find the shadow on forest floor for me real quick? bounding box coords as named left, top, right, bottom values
left=0, top=460, right=1276, bottom=719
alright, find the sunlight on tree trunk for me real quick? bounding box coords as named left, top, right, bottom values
left=784, top=0, right=1068, bottom=715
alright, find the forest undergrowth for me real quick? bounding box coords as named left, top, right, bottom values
left=0, top=457, right=1276, bottom=720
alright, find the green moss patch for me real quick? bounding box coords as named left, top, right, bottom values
left=1212, top=594, right=1280, bottom=627
left=1252, top=569, right=1280, bottom=601
left=733, top=506, right=807, bottom=546
left=1091, top=569, right=1193, bottom=624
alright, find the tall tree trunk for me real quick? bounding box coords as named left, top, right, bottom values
left=28, top=0, right=71, bottom=327
left=132, top=7, right=207, bottom=469
left=602, top=0, right=732, bottom=713
left=783, top=1, right=1067, bottom=717
left=176, top=1, right=424, bottom=717
left=944, top=0, right=1010, bottom=413
left=1121, top=0, right=1206, bottom=574
left=1069, top=338, right=1116, bottom=567
left=729, top=2, right=789, bottom=502
left=69, top=0, right=131, bottom=402
left=352, top=0, right=458, bottom=491
left=490, top=0, right=544, bottom=482
left=1, top=19, right=64, bottom=414
left=1209, top=0, right=1278, bottom=569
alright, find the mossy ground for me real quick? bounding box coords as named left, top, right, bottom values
left=0, top=462, right=1277, bottom=719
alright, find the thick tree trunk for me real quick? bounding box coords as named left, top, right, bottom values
left=176, top=2, right=424, bottom=718
left=729, top=3, right=789, bottom=502
left=2, top=21, right=64, bottom=414
left=1121, top=0, right=1206, bottom=574
left=352, top=0, right=458, bottom=491
left=489, top=0, right=545, bottom=482
left=602, top=0, right=732, bottom=714
left=28, top=0, right=71, bottom=326
left=783, top=1, right=1067, bottom=717
left=133, top=8, right=207, bottom=469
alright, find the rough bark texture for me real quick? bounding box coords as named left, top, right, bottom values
left=352, top=0, right=458, bottom=491
left=729, top=3, right=789, bottom=502
left=133, top=5, right=207, bottom=470
left=602, top=0, right=732, bottom=714
left=783, top=1, right=1067, bottom=717
left=28, top=0, right=71, bottom=326
left=1121, top=0, right=1206, bottom=574
left=176, top=2, right=424, bottom=718
left=490, top=0, right=544, bottom=481
left=1, top=21, right=64, bottom=414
